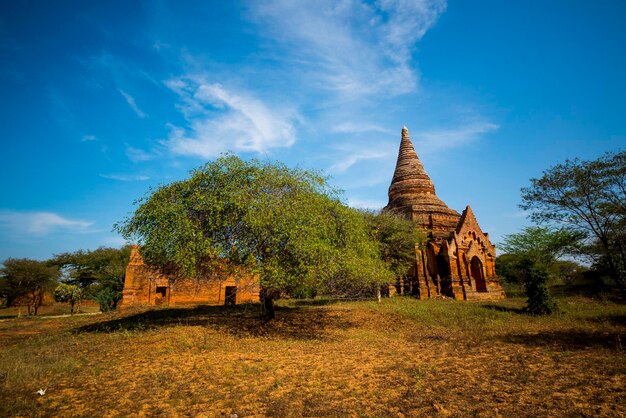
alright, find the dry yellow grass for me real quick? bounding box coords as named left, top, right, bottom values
left=0, top=296, right=624, bottom=417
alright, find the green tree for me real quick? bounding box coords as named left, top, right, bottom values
left=497, top=227, right=580, bottom=314
left=499, top=226, right=582, bottom=268
left=363, top=211, right=423, bottom=296
left=51, top=246, right=131, bottom=311
left=115, top=155, right=392, bottom=319
left=0, top=258, right=60, bottom=315
left=53, top=283, right=83, bottom=314
left=520, top=150, right=626, bottom=293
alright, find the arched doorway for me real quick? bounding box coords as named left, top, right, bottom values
left=470, top=256, right=487, bottom=293
left=437, top=253, right=454, bottom=297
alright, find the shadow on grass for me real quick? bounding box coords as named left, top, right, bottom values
left=499, top=329, right=625, bottom=351
left=291, top=298, right=373, bottom=307
left=589, top=314, right=626, bottom=327
left=73, top=303, right=355, bottom=341
left=480, top=304, right=527, bottom=315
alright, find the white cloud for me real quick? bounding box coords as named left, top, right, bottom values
left=102, top=235, right=128, bottom=247
left=332, top=122, right=392, bottom=134
left=99, top=174, right=150, bottom=181
left=329, top=149, right=392, bottom=173
left=0, top=211, right=94, bottom=235
left=250, top=0, right=446, bottom=99
left=164, top=77, right=297, bottom=158
left=81, top=134, right=97, bottom=142
left=118, top=89, right=147, bottom=118
left=125, top=145, right=158, bottom=162
left=415, top=122, right=499, bottom=153
left=345, top=197, right=387, bottom=210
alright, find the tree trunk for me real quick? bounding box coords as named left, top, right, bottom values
left=262, top=296, right=275, bottom=321
left=70, top=301, right=75, bottom=315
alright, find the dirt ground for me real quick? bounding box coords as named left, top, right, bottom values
left=0, top=296, right=624, bottom=417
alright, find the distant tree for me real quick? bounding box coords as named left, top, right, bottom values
left=520, top=150, right=626, bottom=294
left=0, top=258, right=60, bottom=315
left=497, top=227, right=580, bottom=314
left=91, top=287, right=120, bottom=313
left=548, top=260, right=588, bottom=285
left=51, top=246, right=131, bottom=311
left=115, top=155, right=392, bottom=319
left=53, top=283, right=83, bottom=314
left=499, top=226, right=582, bottom=268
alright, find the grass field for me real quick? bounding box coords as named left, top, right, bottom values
left=1, top=295, right=624, bottom=417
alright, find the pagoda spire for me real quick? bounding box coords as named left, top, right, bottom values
left=389, top=126, right=436, bottom=195
left=384, top=126, right=461, bottom=237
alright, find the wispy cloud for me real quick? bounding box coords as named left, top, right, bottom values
left=125, top=145, right=159, bottom=163
left=99, top=173, right=150, bottom=181
left=415, top=122, right=499, bottom=153
left=102, top=235, right=128, bottom=247
left=345, top=197, right=387, bottom=210
left=250, top=0, right=446, bottom=99
left=331, top=122, right=392, bottom=134
left=118, top=89, right=147, bottom=118
left=0, top=211, right=94, bottom=235
left=164, top=77, right=297, bottom=158
left=329, top=148, right=393, bottom=173
left=81, top=134, right=97, bottom=142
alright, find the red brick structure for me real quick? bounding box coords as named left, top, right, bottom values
left=120, top=245, right=260, bottom=307
left=384, top=127, right=505, bottom=301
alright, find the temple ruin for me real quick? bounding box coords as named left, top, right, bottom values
left=120, top=245, right=260, bottom=307
left=383, top=126, right=505, bottom=301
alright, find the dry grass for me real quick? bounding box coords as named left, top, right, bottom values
left=0, top=296, right=624, bottom=417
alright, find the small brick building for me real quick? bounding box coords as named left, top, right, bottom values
left=120, top=246, right=260, bottom=307
left=383, top=127, right=505, bottom=301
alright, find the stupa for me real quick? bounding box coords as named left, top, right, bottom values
left=384, top=126, right=505, bottom=300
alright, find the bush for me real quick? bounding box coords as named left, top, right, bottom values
left=92, top=287, right=122, bottom=312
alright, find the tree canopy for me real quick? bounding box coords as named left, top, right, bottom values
left=363, top=210, right=423, bottom=282
left=520, top=149, right=626, bottom=292
left=499, top=226, right=582, bottom=268
left=115, top=155, right=392, bottom=318
left=51, top=246, right=131, bottom=311
left=0, top=258, right=59, bottom=315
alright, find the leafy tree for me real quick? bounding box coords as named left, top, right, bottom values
left=115, top=155, right=392, bottom=319
left=516, top=258, right=555, bottom=315
left=92, top=287, right=121, bottom=312
left=53, top=283, right=83, bottom=314
left=499, top=226, right=582, bottom=268
left=520, top=150, right=626, bottom=293
left=0, top=258, right=60, bottom=315
left=497, top=227, right=579, bottom=314
left=51, top=246, right=131, bottom=310
left=363, top=210, right=424, bottom=295
left=496, top=254, right=555, bottom=315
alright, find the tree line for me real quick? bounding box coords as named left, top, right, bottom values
left=5, top=149, right=620, bottom=318
left=0, top=246, right=131, bottom=315
left=497, top=149, right=625, bottom=314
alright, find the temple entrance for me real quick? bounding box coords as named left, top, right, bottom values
left=154, top=286, right=168, bottom=305
left=225, top=286, right=237, bottom=305
left=437, top=253, right=454, bottom=297
left=470, top=256, right=487, bottom=292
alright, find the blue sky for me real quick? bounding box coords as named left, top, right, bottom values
left=1, top=0, right=625, bottom=261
